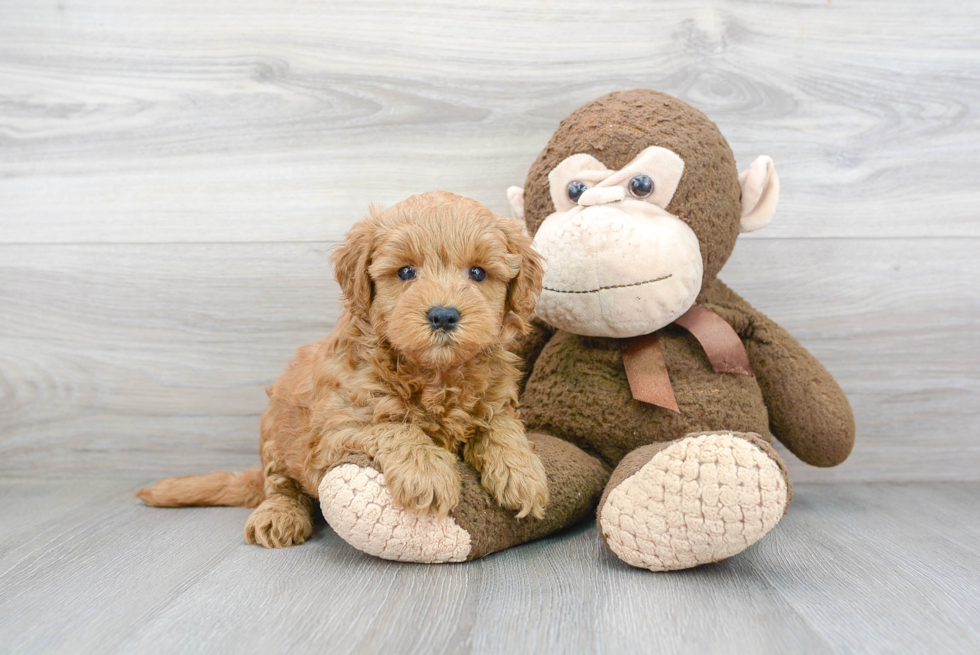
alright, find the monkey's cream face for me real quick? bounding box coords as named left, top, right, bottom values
left=531, top=147, right=703, bottom=339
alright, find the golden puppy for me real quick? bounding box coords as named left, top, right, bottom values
left=137, top=191, right=549, bottom=548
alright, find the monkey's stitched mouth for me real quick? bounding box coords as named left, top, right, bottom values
left=542, top=274, right=672, bottom=295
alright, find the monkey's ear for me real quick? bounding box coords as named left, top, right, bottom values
left=738, top=156, right=780, bottom=233
left=506, top=186, right=526, bottom=226
left=330, top=211, right=377, bottom=320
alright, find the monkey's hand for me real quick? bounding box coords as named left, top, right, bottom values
left=703, top=279, right=855, bottom=468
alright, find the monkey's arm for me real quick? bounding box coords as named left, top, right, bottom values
left=702, top=280, right=855, bottom=467
left=514, top=315, right=556, bottom=393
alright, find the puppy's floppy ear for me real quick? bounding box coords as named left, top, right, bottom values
left=500, top=216, right=544, bottom=331
left=330, top=208, right=379, bottom=320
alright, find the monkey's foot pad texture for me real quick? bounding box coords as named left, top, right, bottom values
left=319, top=464, right=472, bottom=563
left=598, top=432, right=789, bottom=571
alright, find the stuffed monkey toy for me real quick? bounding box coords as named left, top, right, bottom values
left=320, top=89, right=855, bottom=571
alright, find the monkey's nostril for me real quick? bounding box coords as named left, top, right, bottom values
left=427, top=306, right=460, bottom=331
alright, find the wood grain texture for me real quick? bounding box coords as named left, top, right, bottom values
left=1, top=0, right=979, bottom=482
left=0, top=480, right=977, bottom=654
left=1, top=0, right=978, bottom=243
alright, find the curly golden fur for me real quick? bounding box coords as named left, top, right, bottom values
left=136, top=191, right=549, bottom=548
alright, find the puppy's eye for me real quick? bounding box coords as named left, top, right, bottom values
left=469, top=267, right=487, bottom=282
left=397, top=266, right=416, bottom=281
left=629, top=174, right=654, bottom=199
left=567, top=180, right=588, bottom=203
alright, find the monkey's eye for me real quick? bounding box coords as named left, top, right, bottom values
left=397, top=266, right=417, bottom=281
left=469, top=267, right=487, bottom=282
left=629, top=175, right=654, bottom=199
left=567, top=180, right=588, bottom=203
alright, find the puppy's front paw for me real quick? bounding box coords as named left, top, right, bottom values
left=244, top=496, right=313, bottom=548
left=381, top=447, right=461, bottom=517
left=479, top=449, right=549, bottom=520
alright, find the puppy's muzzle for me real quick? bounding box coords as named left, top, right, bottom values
left=427, top=306, right=460, bottom=332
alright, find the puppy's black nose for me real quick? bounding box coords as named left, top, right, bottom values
left=427, top=306, right=460, bottom=331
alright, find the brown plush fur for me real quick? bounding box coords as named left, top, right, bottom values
left=519, top=278, right=855, bottom=470
left=519, top=90, right=855, bottom=470
left=137, top=191, right=549, bottom=548
left=506, top=89, right=855, bottom=567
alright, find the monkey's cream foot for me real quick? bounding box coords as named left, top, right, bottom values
left=597, top=432, right=790, bottom=572
left=319, top=435, right=609, bottom=563
left=319, top=458, right=471, bottom=563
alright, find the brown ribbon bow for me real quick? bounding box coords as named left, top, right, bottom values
left=619, top=305, right=753, bottom=413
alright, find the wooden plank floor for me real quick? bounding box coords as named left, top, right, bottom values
left=0, top=480, right=977, bottom=655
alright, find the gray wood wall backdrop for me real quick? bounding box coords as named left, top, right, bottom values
left=1, top=0, right=978, bottom=483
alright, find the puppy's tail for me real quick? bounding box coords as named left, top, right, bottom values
left=135, top=467, right=264, bottom=508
